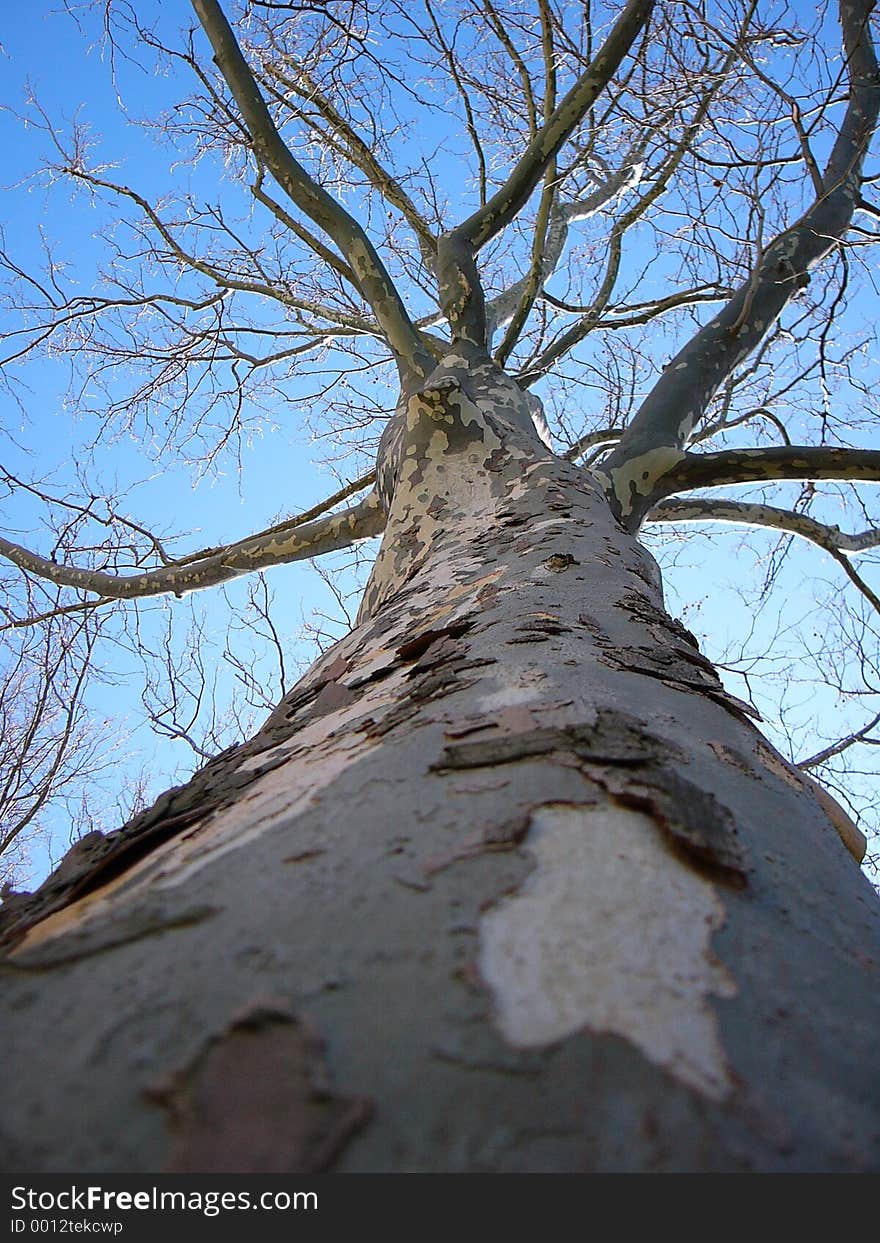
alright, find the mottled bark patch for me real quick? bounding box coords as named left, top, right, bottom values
left=479, top=802, right=737, bottom=1100
left=147, top=1003, right=372, bottom=1173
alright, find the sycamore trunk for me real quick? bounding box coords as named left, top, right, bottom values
left=2, top=355, right=879, bottom=1172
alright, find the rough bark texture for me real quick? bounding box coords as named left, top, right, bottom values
left=2, top=355, right=879, bottom=1172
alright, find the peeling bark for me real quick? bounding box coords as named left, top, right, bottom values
left=2, top=348, right=879, bottom=1174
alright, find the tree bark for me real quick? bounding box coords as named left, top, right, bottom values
left=2, top=353, right=879, bottom=1173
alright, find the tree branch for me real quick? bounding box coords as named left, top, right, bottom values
left=453, top=0, right=654, bottom=252
left=257, top=55, right=437, bottom=265
left=485, top=146, right=645, bottom=346
left=651, top=446, right=880, bottom=498
left=509, top=1, right=757, bottom=383
left=190, top=0, right=434, bottom=385
left=63, top=168, right=383, bottom=338
left=434, top=0, right=653, bottom=345
left=598, top=0, right=880, bottom=525
left=647, top=495, right=880, bottom=615
left=798, top=712, right=880, bottom=770
left=0, top=491, right=385, bottom=602
left=564, top=427, right=625, bottom=462
left=647, top=495, right=880, bottom=556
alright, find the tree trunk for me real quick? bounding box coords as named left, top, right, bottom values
left=2, top=354, right=879, bottom=1173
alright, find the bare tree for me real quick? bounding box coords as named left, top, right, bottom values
left=1, top=0, right=880, bottom=1172
left=0, top=602, right=109, bottom=888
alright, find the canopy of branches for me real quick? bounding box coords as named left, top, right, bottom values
left=1, top=0, right=879, bottom=888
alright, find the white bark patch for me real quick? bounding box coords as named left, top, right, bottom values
left=476, top=681, right=547, bottom=713
left=479, top=802, right=737, bottom=1100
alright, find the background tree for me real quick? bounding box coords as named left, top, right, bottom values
left=1, top=0, right=879, bottom=1172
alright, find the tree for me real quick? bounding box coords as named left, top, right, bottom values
left=1, top=0, right=879, bottom=1172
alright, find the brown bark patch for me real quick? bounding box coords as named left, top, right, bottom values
left=396, top=619, right=473, bottom=662
left=434, top=709, right=675, bottom=771
left=544, top=553, right=579, bottom=571
left=309, top=679, right=360, bottom=715
left=753, top=738, right=804, bottom=789
left=147, top=1003, right=372, bottom=1173
left=592, top=769, right=748, bottom=887
left=802, top=776, right=868, bottom=863
left=320, top=653, right=351, bottom=681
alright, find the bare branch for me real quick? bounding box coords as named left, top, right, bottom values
left=599, top=0, right=880, bottom=524
left=798, top=712, right=880, bottom=770
left=453, top=0, right=654, bottom=252
left=62, top=167, right=383, bottom=337
left=257, top=54, right=437, bottom=263
left=0, top=491, right=385, bottom=602
left=190, top=0, right=434, bottom=384
left=506, top=0, right=758, bottom=379
left=647, top=494, right=880, bottom=615
left=647, top=495, right=880, bottom=556
left=486, top=146, right=645, bottom=344
left=172, top=468, right=376, bottom=567
left=434, top=0, right=654, bottom=345
left=473, top=0, right=538, bottom=141
left=564, top=427, right=625, bottom=462
left=651, top=446, right=880, bottom=498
